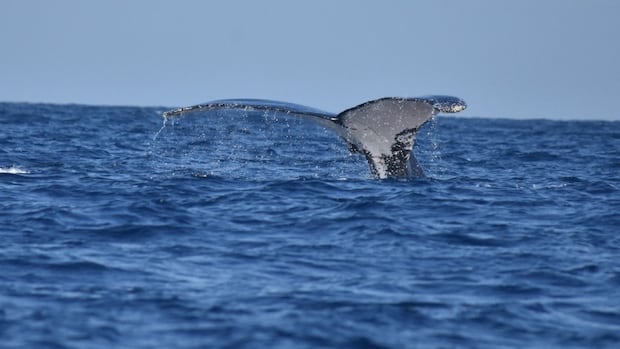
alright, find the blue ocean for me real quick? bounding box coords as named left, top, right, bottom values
left=1, top=102, right=619, bottom=349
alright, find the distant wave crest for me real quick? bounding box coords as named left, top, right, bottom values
left=0, top=166, right=29, bottom=174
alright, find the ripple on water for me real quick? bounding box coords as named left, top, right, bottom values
left=1, top=103, right=619, bottom=348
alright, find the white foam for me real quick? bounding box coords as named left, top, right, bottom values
left=0, top=166, right=29, bottom=174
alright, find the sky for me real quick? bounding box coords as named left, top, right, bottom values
left=1, top=0, right=619, bottom=120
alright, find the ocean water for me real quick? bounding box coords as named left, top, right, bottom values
left=1, top=102, right=619, bottom=349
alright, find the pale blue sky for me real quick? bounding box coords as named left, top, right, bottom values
left=1, top=0, right=619, bottom=119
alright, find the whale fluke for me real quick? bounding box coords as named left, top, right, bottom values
left=162, top=96, right=467, bottom=179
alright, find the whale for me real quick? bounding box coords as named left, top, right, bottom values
left=162, top=95, right=467, bottom=179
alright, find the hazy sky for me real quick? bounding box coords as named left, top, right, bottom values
left=1, top=0, right=619, bottom=119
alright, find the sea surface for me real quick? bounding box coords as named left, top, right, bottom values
left=1, top=102, right=619, bottom=349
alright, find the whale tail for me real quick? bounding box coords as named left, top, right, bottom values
left=162, top=95, right=467, bottom=179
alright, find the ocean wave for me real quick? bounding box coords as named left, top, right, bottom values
left=1, top=102, right=619, bottom=349
left=0, top=165, right=29, bottom=174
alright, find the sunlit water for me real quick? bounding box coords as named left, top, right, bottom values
left=1, top=102, right=619, bottom=348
